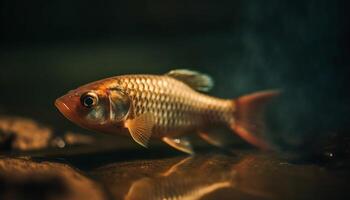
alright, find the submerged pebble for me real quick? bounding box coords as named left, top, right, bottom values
left=0, top=116, right=52, bottom=151
left=0, top=157, right=107, bottom=200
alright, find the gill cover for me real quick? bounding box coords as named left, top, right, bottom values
left=108, top=89, right=131, bottom=121
left=109, top=89, right=155, bottom=147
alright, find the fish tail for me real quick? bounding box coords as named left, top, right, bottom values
left=230, top=90, right=280, bottom=150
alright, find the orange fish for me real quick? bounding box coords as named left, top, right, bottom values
left=55, top=69, right=278, bottom=154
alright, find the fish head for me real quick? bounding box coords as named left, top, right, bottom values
left=55, top=81, right=131, bottom=134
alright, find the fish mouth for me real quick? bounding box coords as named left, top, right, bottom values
left=55, top=99, right=77, bottom=123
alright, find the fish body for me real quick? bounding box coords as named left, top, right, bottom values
left=111, top=74, right=233, bottom=138
left=55, top=69, right=278, bottom=153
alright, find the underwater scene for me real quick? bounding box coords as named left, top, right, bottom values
left=0, top=0, right=349, bottom=199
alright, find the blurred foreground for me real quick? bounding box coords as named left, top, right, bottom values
left=0, top=116, right=349, bottom=200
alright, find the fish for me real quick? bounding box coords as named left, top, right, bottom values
left=55, top=69, right=279, bottom=154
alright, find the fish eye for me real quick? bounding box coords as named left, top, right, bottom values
left=80, top=92, right=98, bottom=108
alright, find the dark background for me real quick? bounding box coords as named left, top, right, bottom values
left=0, top=0, right=349, bottom=150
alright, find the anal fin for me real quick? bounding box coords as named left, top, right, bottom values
left=162, top=137, right=194, bottom=155
left=198, top=131, right=225, bottom=147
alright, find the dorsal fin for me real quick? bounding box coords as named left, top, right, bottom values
left=166, top=69, right=214, bottom=92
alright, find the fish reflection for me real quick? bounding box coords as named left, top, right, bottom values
left=92, top=153, right=349, bottom=200
left=125, top=157, right=236, bottom=200
left=93, top=155, right=268, bottom=200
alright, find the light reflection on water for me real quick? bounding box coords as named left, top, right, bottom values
left=92, top=155, right=237, bottom=200
left=91, top=152, right=348, bottom=200
left=94, top=155, right=243, bottom=200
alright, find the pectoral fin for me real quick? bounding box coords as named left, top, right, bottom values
left=125, top=113, right=154, bottom=147
left=162, top=137, right=194, bottom=154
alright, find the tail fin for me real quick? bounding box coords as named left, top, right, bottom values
left=231, top=90, right=280, bottom=150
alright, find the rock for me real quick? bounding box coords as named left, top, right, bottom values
left=0, top=157, right=107, bottom=200
left=63, top=132, right=95, bottom=145
left=50, top=132, right=96, bottom=149
left=0, top=116, right=96, bottom=152
left=0, top=116, right=52, bottom=151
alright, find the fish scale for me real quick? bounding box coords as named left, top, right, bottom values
left=114, top=75, right=234, bottom=137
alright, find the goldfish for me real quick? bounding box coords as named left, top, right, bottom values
left=55, top=69, right=278, bottom=154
